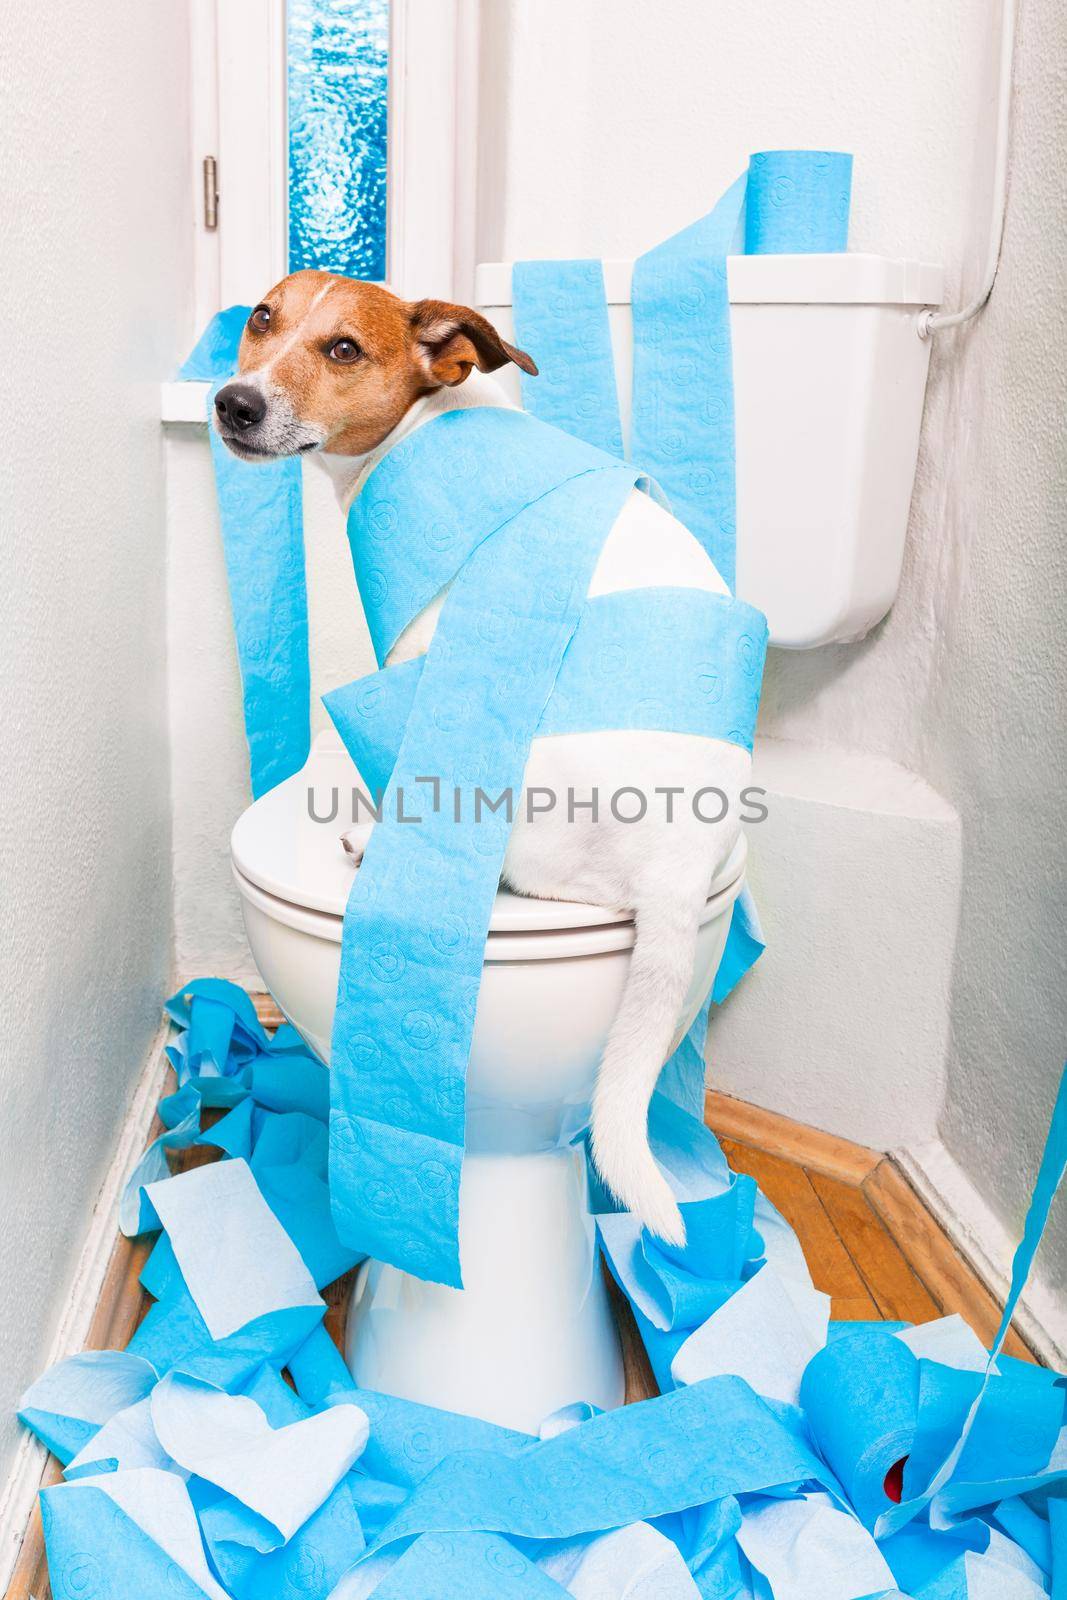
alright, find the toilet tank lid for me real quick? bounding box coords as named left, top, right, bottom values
left=230, top=741, right=747, bottom=932
left=475, top=254, right=943, bottom=309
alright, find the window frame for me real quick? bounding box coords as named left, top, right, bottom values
left=189, top=0, right=477, bottom=336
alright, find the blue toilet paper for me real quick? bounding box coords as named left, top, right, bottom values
left=325, top=584, right=766, bottom=802
left=800, top=1328, right=920, bottom=1529
left=28, top=155, right=1045, bottom=1598
left=515, top=150, right=852, bottom=589
left=353, top=1374, right=830, bottom=1553
left=40, top=1469, right=233, bottom=1600
left=511, top=259, right=623, bottom=457
left=19, top=985, right=1067, bottom=1600
left=323, top=404, right=768, bottom=1284
left=629, top=171, right=749, bottom=589
left=17, top=1351, right=158, bottom=1466
left=179, top=318, right=311, bottom=799
left=877, top=1057, right=1067, bottom=1540
left=744, top=150, right=852, bottom=254
left=737, top=1490, right=895, bottom=1600
left=366, top=1532, right=571, bottom=1599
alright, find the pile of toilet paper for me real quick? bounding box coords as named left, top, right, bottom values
left=19, top=978, right=1067, bottom=1599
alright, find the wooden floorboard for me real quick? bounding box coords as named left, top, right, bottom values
left=7, top=1015, right=1038, bottom=1595
left=711, top=1092, right=1036, bottom=1362
left=720, top=1138, right=880, bottom=1321
left=808, top=1169, right=944, bottom=1325
left=605, top=1263, right=659, bottom=1404
left=254, top=994, right=286, bottom=1030
left=863, top=1159, right=1034, bottom=1363
left=706, top=1089, right=882, bottom=1184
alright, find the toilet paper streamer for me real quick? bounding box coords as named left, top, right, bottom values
left=56, top=155, right=1049, bottom=1596
left=877, top=1042, right=1067, bottom=1539
left=512, top=150, right=853, bottom=590
left=324, top=407, right=767, bottom=1284
left=324, top=585, right=767, bottom=799
left=330, top=451, right=646, bottom=1282
left=510, top=259, right=623, bottom=457
left=179, top=316, right=311, bottom=799
left=737, top=1491, right=896, bottom=1600
left=20, top=984, right=1067, bottom=1599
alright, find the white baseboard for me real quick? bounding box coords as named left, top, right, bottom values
left=896, top=1137, right=1067, bottom=1370
left=175, top=961, right=263, bottom=992
left=0, top=1027, right=171, bottom=1591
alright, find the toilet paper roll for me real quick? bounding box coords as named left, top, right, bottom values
left=799, top=1327, right=919, bottom=1528
left=744, top=150, right=853, bottom=254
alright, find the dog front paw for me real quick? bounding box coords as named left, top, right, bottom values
left=340, top=826, right=371, bottom=865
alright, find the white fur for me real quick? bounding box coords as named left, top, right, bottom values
left=221, top=282, right=338, bottom=458
left=326, top=374, right=749, bottom=1243
left=219, top=384, right=326, bottom=460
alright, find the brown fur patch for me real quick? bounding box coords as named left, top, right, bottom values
left=237, top=272, right=536, bottom=456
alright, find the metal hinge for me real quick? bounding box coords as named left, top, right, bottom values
left=202, top=155, right=219, bottom=230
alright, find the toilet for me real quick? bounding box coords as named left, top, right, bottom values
left=231, top=733, right=746, bottom=1431
left=222, top=251, right=942, bottom=1430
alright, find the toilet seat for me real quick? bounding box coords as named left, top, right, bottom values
left=230, top=740, right=747, bottom=961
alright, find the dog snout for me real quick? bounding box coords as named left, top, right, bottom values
left=215, top=382, right=267, bottom=432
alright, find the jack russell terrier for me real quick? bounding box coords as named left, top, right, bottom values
left=214, top=269, right=752, bottom=1246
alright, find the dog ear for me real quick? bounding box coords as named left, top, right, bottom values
left=409, top=299, right=538, bottom=387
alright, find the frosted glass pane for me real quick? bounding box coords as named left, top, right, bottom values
left=288, top=0, right=389, bottom=280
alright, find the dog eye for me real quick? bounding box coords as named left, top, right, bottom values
left=328, top=339, right=361, bottom=364
left=249, top=305, right=271, bottom=333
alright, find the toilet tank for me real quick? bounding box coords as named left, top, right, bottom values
left=475, top=255, right=943, bottom=649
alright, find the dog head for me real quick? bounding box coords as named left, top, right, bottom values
left=212, top=270, right=537, bottom=462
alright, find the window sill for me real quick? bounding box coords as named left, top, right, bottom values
left=161, top=381, right=210, bottom=423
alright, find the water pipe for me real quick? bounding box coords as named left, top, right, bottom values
left=918, top=0, right=1018, bottom=338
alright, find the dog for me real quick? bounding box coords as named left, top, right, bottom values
left=214, top=269, right=751, bottom=1245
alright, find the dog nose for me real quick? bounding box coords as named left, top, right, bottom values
left=215, top=383, right=266, bottom=431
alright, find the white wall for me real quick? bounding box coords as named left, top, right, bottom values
left=166, top=2, right=1067, bottom=1326
left=920, top=0, right=1067, bottom=1310
left=0, top=0, right=190, bottom=1491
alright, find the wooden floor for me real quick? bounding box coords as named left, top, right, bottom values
left=705, top=1090, right=1033, bottom=1359
left=7, top=1003, right=1034, bottom=1597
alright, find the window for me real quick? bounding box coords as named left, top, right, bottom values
left=190, top=0, right=473, bottom=335
left=288, top=0, right=389, bottom=280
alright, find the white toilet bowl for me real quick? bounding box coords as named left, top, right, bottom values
left=231, top=738, right=746, bottom=1431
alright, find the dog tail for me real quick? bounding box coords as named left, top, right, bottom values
left=589, top=891, right=705, bottom=1247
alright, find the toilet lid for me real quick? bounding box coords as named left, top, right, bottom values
left=230, top=737, right=746, bottom=933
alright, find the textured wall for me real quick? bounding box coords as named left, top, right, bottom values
left=920, top=0, right=1067, bottom=1299
left=0, top=1, right=189, bottom=1484
left=477, top=0, right=985, bottom=267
